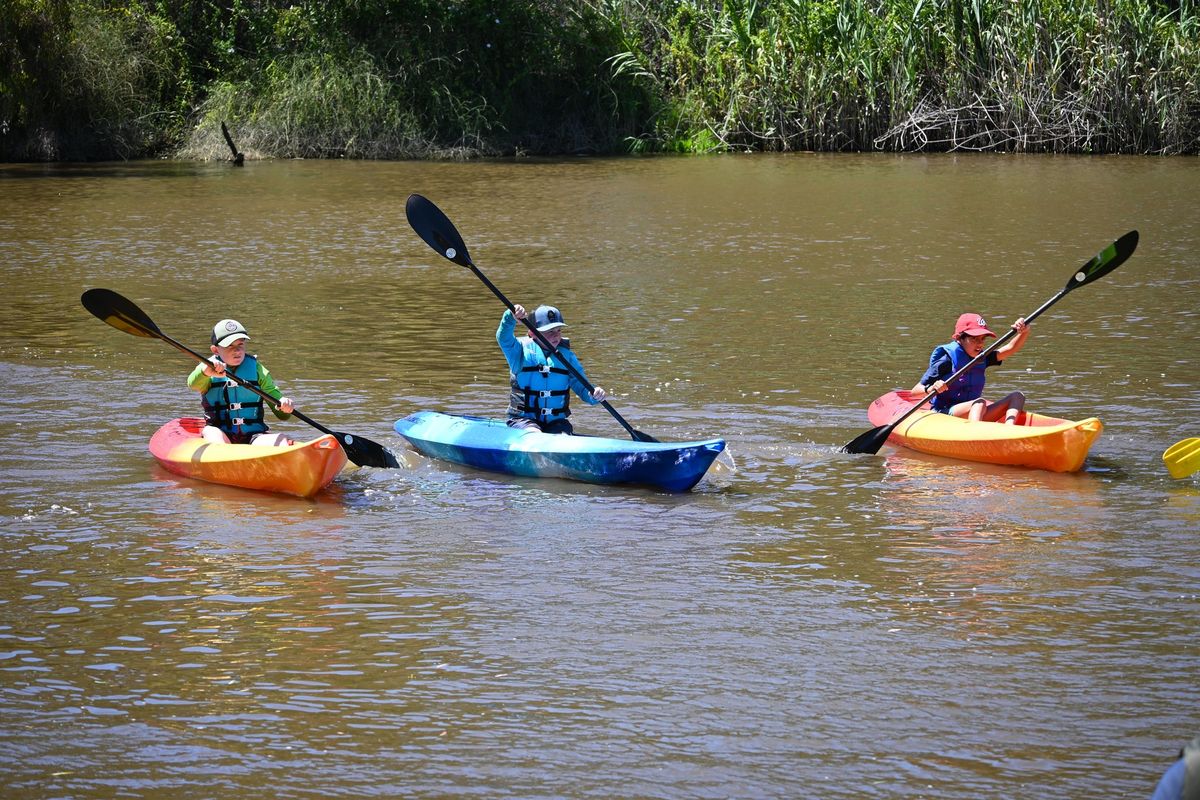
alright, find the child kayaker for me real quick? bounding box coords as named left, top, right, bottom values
left=497, top=304, right=606, bottom=434
left=187, top=319, right=295, bottom=445
left=913, top=312, right=1031, bottom=424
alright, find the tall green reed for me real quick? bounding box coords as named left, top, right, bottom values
left=597, top=0, right=1199, bottom=154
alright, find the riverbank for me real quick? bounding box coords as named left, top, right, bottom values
left=3, top=0, right=1198, bottom=161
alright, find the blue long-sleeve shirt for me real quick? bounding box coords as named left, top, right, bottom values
left=496, top=310, right=600, bottom=407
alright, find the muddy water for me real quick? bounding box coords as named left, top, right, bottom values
left=1, top=154, right=1197, bottom=798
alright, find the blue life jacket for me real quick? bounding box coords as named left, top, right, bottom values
left=508, top=340, right=574, bottom=423
left=201, top=355, right=268, bottom=437
left=928, top=341, right=988, bottom=412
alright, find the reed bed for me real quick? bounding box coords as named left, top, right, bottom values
left=596, top=0, right=1200, bottom=154
left=3, top=0, right=1197, bottom=159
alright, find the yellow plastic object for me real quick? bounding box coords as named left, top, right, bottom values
left=1163, top=437, right=1200, bottom=480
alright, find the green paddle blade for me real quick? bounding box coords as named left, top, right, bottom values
left=1064, top=230, right=1138, bottom=292
left=81, top=288, right=163, bottom=338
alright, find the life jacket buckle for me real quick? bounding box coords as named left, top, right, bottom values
left=539, top=364, right=551, bottom=375
left=232, top=417, right=246, bottom=426
left=537, top=390, right=554, bottom=398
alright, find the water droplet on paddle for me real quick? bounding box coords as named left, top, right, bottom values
left=344, top=434, right=354, bottom=445
left=446, top=248, right=457, bottom=259
left=1075, top=271, right=1086, bottom=282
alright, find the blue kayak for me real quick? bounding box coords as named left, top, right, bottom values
left=393, top=411, right=726, bottom=492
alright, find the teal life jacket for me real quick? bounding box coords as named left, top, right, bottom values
left=201, top=355, right=268, bottom=438
left=508, top=339, right=573, bottom=423
left=928, top=341, right=988, bottom=412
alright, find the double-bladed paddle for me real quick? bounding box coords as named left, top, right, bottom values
left=841, top=230, right=1140, bottom=456
left=404, top=193, right=659, bottom=443
left=80, top=288, right=400, bottom=468
left=1163, top=437, right=1200, bottom=480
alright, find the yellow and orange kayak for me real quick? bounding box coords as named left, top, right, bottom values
left=866, top=391, right=1103, bottom=472
left=148, top=417, right=348, bottom=498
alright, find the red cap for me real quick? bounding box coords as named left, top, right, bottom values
left=954, top=313, right=995, bottom=338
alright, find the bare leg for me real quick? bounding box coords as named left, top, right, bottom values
left=981, top=391, right=1026, bottom=425
left=950, top=398, right=989, bottom=422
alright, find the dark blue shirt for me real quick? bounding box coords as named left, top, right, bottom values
left=919, top=349, right=1001, bottom=388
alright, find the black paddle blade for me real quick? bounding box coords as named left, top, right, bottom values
left=81, top=288, right=163, bottom=338
left=406, top=194, right=473, bottom=268
left=1065, top=230, right=1139, bottom=292
left=840, top=424, right=893, bottom=455
left=406, top=193, right=664, bottom=445
left=335, top=431, right=401, bottom=469
left=84, top=288, right=401, bottom=470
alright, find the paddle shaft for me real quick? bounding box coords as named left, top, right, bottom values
left=886, top=284, right=1075, bottom=429
left=841, top=230, right=1139, bottom=455
left=467, top=263, right=647, bottom=439
left=404, top=193, right=657, bottom=442
left=148, top=324, right=340, bottom=439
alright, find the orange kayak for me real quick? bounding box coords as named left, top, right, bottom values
left=866, top=391, right=1103, bottom=472
left=148, top=417, right=348, bottom=498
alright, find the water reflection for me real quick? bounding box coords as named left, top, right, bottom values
left=149, top=465, right=355, bottom=510
left=873, top=449, right=1104, bottom=537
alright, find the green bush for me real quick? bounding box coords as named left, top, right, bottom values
left=1, top=0, right=189, bottom=159
left=183, top=50, right=426, bottom=159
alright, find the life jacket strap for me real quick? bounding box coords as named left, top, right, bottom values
left=515, top=403, right=569, bottom=419
left=522, top=364, right=569, bottom=376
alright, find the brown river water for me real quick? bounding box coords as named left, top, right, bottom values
left=1, top=155, right=1198, bottom=798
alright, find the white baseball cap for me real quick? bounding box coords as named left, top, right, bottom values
left=211, top=319, right=250, bottom=347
